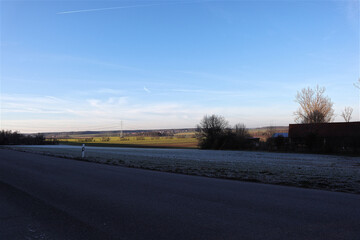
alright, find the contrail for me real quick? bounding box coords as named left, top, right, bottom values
left=57, top=0, right=217, bottom=15
left=57, top=3, right=166, bottom=15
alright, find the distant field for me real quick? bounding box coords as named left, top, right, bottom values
left=57, top=134, right=198, bottom=148
left=54, top=127, right=290, bottom=148
left=248, top=127, right=288, bottom=141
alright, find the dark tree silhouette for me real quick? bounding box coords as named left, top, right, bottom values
left=196, top=115, right=252, bottom=150
left=196, top=114, right=229, bottom=149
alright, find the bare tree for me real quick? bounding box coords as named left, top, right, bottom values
left=341, top=107, right=353, bottom=122
left=234, top=123, right=250, bottom=138
left=196, top=116, right=255, bottom=150
left=294, top=85, right=334, bottom=123
left=354, top=78, right=360, bottom=89
left=196, top=114, right=229, bottom=149
left=265, top=125, right=276, bottom=139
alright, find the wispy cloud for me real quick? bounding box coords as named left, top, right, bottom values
left=57, top=4, right=158, bottom=14
left=345, top=0, right=359, bottom=23
left=86, top=97, right=128, bottom=108
left=1, top=95, right=64, bottom=104
left=53, top=54, right=140, bottom=71
left=97, top=88, right=124, bottom=95
left=56, top=1, right=222, bottom=15
left=143, top=86, right=151, bottom=93
left=169, top=88, right=288, bottom=98
left=1, top=93, right=297, bottom=132
left=0, top=94, right=70, bottom=115
left=175, top=70, right=228, bottom=81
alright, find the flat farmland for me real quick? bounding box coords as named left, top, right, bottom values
left=57, top=135, right=198, bottom=148
left=6, top=145, right=360, bottom=194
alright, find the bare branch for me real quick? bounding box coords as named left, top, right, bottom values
left=341, top=107, right=353, bottom=122
left=294, top=85, right=334, bottom=123
left=354, top=78, right=360, bottom=89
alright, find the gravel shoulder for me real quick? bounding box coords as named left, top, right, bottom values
left=3, top=145, right=360, bottom=194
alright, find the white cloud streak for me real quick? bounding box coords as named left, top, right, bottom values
left=1, top=94, right=71, bottom=115
left=0, top=92, right=302, bottom=133
left=1, top=94, right=295, bottom=132
left=57, top=3, right=173, bottom=15
left=143, top=86, right=151, bottom=93
left=56, top=1, right=225, bottom=15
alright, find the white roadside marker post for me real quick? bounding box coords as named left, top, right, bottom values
left=81, top=144, right=86, bottom=158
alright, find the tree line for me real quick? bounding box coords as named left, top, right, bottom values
left=0, top=130, right=56, bottom=145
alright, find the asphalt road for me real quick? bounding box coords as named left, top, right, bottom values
left=1, top=149, right=359, bottom=240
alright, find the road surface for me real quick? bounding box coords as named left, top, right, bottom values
left=1, top=148, right=359, bottom=239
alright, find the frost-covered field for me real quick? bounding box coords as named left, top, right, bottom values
left=5, top=145, right=360, bottom=194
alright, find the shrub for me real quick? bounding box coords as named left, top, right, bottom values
left=196, top=115, right=253, bottom=150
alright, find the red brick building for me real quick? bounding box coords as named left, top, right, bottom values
left=288, top=122, right=360, bottom=153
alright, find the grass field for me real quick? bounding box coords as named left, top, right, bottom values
left=7, top=145, right=360, bottom=194
left=57, top=135, right=199, bottom=148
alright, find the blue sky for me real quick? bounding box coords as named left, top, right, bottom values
left=1, top=0, right=359, bottom=133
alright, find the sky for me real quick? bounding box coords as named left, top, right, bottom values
left=1, top=0, right=359, bottom=133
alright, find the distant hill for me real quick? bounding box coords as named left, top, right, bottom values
left=42, top=126, right=288, bottom=139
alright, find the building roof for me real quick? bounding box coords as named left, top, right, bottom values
left=289, top=122, right=360, bottom=138
left=272, top=133, right=288, bottom=138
